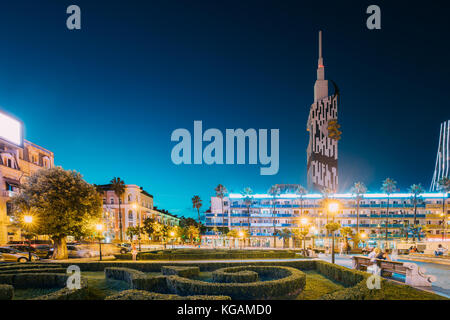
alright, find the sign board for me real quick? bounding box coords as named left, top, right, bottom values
left=0, top=109, right=23, bottom=147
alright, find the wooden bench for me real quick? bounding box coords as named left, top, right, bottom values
left=352, top=256, right=436, bottom=287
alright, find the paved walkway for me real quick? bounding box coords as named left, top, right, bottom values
left=318, top=253, right=450, bottom=298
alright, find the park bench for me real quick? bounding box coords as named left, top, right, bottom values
left=352, top=256, right=436, bottom=287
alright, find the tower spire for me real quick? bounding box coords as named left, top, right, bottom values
left=318, top=30, right=323, bottom=68
left=314, top=30, right=328, bottom=101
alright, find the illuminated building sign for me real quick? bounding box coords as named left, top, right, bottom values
left=0, top=110, right=23, bottom=147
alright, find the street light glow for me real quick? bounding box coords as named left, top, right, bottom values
left=24, top=215, right=33, bottom=224
left=300, top=217, right=309, bottom=225
left=328, top=202, right=340, bottom=213
left=96, top=223, right=103, bottom=231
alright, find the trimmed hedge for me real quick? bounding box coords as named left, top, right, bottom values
left=116, top=249, right=297, bottom=261
left=0, top=268, right=66, bottom=275
left=0, top=273, right=69, bottom=288
left=105, top=289, right=231, bottom=300
left=166, top=266, right=306, bottom=300
left=0, top=284, right=13, bottom=300
left=104, top=267, right=145, bottom=286
left=104, top=267, right=169, bottom=292
left=0, top=264, right=63, bottom=272
left=161, top=266, right=199, bottom=278
left=33, top=278, right=90, bottom=300
left=212, top=267, right=259, bottom=283
left=52, top=259, right=317, bottom=273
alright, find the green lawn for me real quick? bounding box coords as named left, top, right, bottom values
left=296, top=271, right=344, bottom=300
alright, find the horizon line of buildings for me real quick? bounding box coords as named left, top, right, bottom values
left=206, top=190, right=449, bottom=248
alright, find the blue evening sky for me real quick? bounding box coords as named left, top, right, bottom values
left=0, top=1, right=449, bottom=218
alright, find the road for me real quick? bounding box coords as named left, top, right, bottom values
left=317, top=253, right=450, bottom=298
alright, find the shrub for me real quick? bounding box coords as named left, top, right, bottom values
left=212, top=268, right=259, bottom=283
left=0, top=273, right=68, bottom=289
left=0, top=284, right=13, bottom=300
left=161, top=266, right=199, bottom=278
left=104, top=267, right=145, bottom=286
left=116, top=249, right=297, bottom=261
left=105, top=289, right=231, bottom=300
left=33, top=278, right=90, bottom=300
left=166, top=266, right=306, bottom=300
left=0, top=268, right=66, bottom=275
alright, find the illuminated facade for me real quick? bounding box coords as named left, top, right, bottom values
left=430, top=120, right=450, bottom=191
left=0, top=110, right=55, bottom=244
left=306, top=31, right=339, bottom=192
left=97, top=184, right=180, bottom=242
left=208, top=191, right=450, bottom=248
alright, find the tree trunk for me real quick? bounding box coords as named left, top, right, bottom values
left=118, top=200, right=123, bottom=242
left=52, top=237, right=68, bottom=260
left=356, top=199, right=360, bottom=235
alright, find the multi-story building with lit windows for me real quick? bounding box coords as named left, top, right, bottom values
left=97, top=184, right=180, bottom=242
left=0, top=109, right=55, bottom=244
left=207, top=190, right=449, bottom=248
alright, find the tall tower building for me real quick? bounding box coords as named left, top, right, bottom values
left=306, top=31, right=340, bottom=192
left=430, top=120, right=450, bottom=191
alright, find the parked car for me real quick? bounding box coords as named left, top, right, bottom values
left=116, top=243, right=131, bottom=254
left=8, top=244, right=54, bottom=259
left=0, top=247, right=39, bottom=262
left=67, top=244, right=99, bottom=258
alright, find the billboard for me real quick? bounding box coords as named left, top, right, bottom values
left=0, top=110, right=23, bottom=147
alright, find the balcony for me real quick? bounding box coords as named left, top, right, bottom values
left=1, top=190, right=17, bottom=198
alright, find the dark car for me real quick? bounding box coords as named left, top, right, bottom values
left=8, top=244, right=54, bottom=259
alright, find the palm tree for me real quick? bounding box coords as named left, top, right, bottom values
left=110, top=177, right=126, bottom=241
left=321, top=187, right=333, bottom=223
left=215, top=184, right=228, bottom=244
left=381, top=178, right=397, bottom=246
left=268, top=185, right=281, bottom=248
left=409, top=184, right=424, bottom=241
left=295, top=185, right=307, bottom=248
left=351, top=182, right=367, bottom=236
left=438, top=177, right=450, bottom=240
left=191, top=195, right=202, bottom=224
left=241, top=187, right=253, bottom=247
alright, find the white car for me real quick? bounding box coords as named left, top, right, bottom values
left=67, top=245, right=98, bottom=258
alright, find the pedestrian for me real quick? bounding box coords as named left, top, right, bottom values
left=131, top=242, right=137, bottom=261
left=435, top=244, right=448, bottom=256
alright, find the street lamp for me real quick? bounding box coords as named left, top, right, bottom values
left=238, top=230, right=244, bottom=249
left=300, top=217, right=309, bottom=252
left=169, top=231, right=175, bottom=249
left=328, top=201, right=340, bottom=264
left=96, top=223, right=104, bottom=261
left=23, top=215, right=33, bottom=262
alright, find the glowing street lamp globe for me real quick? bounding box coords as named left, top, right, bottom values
left=328, top=202, right=340, bottom=213
left=24, top=215, right=33, bottom=224
left=96, top=224, right=104, bottom=232
left=300, top=217, right=309, bottom=226
left=238, top=230, right=244, bottom=238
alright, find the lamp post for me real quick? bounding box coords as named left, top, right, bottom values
left=96, top=223, right=104, bottom=261
left=169, top=231, right=175, bottom=249
left=238, top=230, right=244, bottom=249
left=300, top=217, right=309, bottom=252
left=328, top=202, right=340, bottom=264
left=23, top=215, right=33, bottom=262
